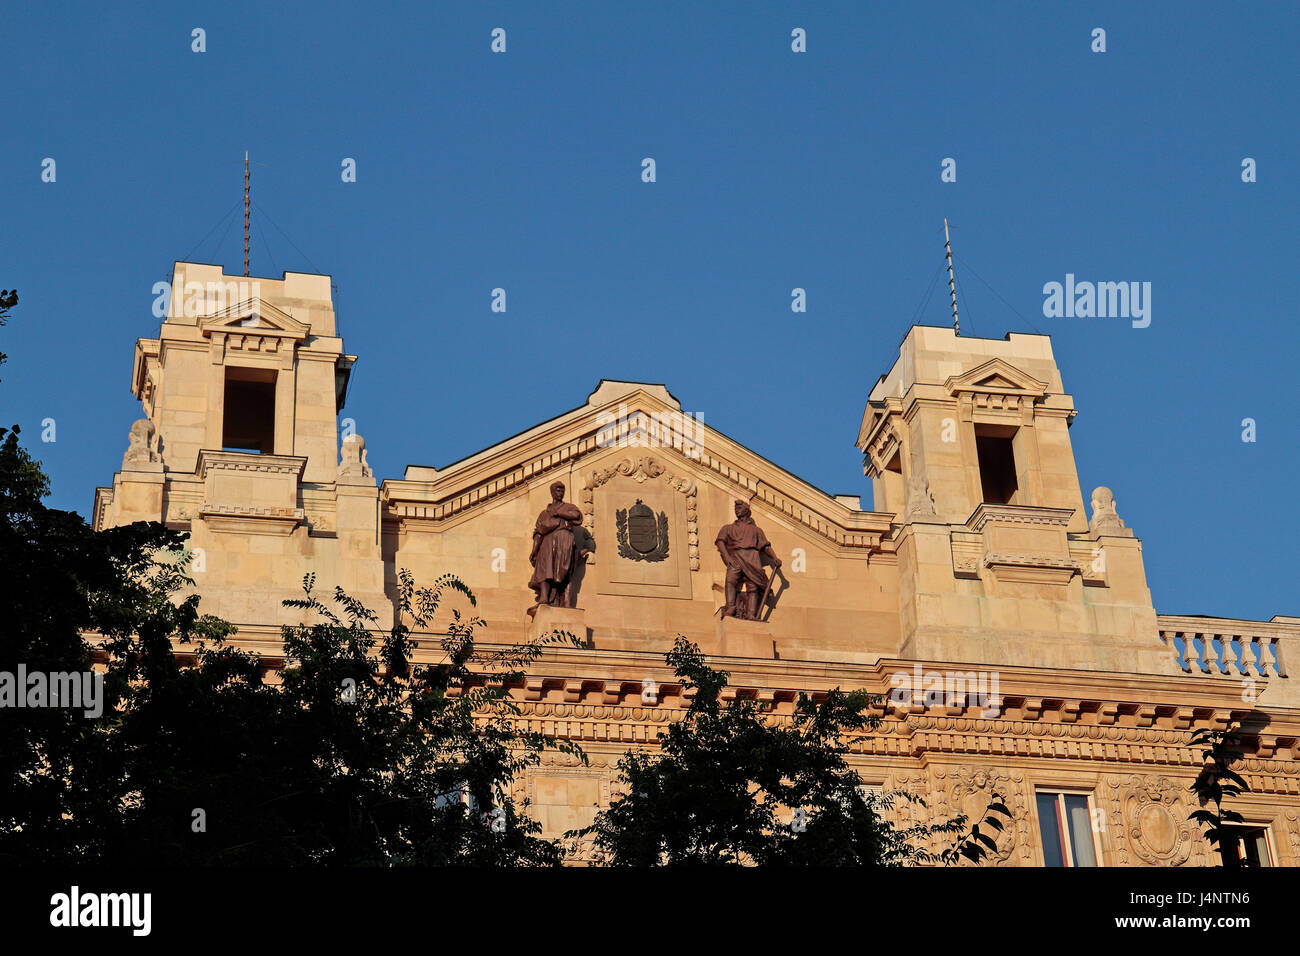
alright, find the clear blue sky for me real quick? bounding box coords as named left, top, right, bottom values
left=2, top=1, right=1296, bottom=620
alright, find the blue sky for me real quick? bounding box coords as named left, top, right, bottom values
left=2, top=1, right=1296, bottom=620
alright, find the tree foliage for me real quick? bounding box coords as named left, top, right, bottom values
left=0, top=288, right=16, bottom=379
left=0, top=418, right=185, bottom=861
left=1, top=289, right=584, bottom=863
left=1187, top=723, right=1251, bottom=865
left=575, top=637, right=1009, bottom=866
left=2, top=286, right=1006, bottom=867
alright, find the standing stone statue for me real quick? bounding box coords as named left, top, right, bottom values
left=528, top=481, right=587, bottom=607
left=715, top=499, right=782, bottom=621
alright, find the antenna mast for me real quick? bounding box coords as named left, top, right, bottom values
left=243, top=151, right=250, bottom=277
left=944, top=217, right=959, bottom=335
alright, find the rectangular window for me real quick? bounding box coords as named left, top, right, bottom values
left=434, top=782, right=481, bottom=814
left=1036, top=790, right=1098, bottom=867
left=976, top=431, right=1018, bottom=505
left=222, top=367, right=276, bottom=453
left=1219, top=825, right=1273, bottom=867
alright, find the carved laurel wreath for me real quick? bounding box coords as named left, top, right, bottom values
left=615, top=506, right=670, bottom=562
left=584, top=456, right=699, bottom=569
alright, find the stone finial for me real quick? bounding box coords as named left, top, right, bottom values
left=122, top=419, right=159, bottom=468
left=1089, top=486, right=1129, bottom=536
left=903, top=473, right=937, bottom=520
left=339, top=433, right=373, bottom=479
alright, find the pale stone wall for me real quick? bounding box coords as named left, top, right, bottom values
left=96, top=262, right=384, bottom=628
left=91, top=269, right=1300, bottom=866
left=382, top=383, right=901, bottom=664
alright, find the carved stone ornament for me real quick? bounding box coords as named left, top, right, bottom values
left=930, top=766, right=1032, bottom=866
left=584, top=456, right=699, bottom=570
left=511, top=752, right=616, bottom=867
left=904, top=473, right=937, bottom=520
left=339, top=433, right=373, bottom=478
left=1106, top=773, right=1196, bottom=866
left=123, top=418, right=159, bottom=467
left=1089, top=485, right=1130, bottom=536
left=616, top=499, right=669, bottom=562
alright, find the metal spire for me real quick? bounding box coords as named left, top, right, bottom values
left=944, top=218, right=959, bottom=335
left=243, top=151, right=250, bottom=276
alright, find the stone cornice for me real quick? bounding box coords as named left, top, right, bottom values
left=422, top=643, right=1300, bottom=731
left=966, top=503, right=1076, bottom=532
left=115, top=622, right=1290, bottom=725
left=383, top=388, right=893, bottom=551
left=157, top=337, right=211, bottom=355
left=78, top=627, right=1300, bottom=784
left=857, top=396, right=903, bottom=456
left=131, top=338, right=160, bottom=399
left=196, top=450, right=307, bottom=478
left=92, top=486, right=113, bottom=532
left=460, top=693, right=1300, bottom=773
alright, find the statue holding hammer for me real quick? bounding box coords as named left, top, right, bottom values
left=715, top=499, right=781, bottom=621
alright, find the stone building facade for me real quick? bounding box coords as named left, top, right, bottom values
left=93, top=262, right=1300, bottom=866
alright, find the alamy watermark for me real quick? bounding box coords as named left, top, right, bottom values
left=151, top=279, right=263, bottom=319
left=1042, top=274, right=1151, bottom=328
left=50, top=886, right=151, bottom=936
left=889, top=664, right=1001, bottom=718
left=0, top=665, right=104, bottom=718
left=596, top=403, right=704, bottom=458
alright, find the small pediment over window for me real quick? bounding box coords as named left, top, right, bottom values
left=945, top=358, right=1048, bottom=398
left=973, top=373, right=1018, bottom=390
left=198, top=298, right=310, bottom=341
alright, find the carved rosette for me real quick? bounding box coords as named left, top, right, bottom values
left=1105, top=773, right=1198, bottom=866
left=583, top=456, right=699, bottom=570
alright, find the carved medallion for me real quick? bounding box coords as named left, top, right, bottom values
left=616, top=499, right=669, bottom=562
left=1106, top=773, right=1195, bottom=866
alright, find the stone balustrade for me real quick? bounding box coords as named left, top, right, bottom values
left=1157, top=614, right=1295, bottom=679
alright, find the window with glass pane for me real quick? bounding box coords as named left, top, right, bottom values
left=434, top=781, right=480, bottom=813
left=1036, top=791, right=1098, bottom=867
left=1219, top=826, right=1273, bottom=867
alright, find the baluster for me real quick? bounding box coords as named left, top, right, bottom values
left=1250, top=638, right=1269, bottom=678
left=1269, top=638, right=1287, bottom=678
left=1207, top=635, right=1221, bottom=673
left=1191, top=634, right=1209, bottom=674
left=1165, top=631, right=1190, bottom=672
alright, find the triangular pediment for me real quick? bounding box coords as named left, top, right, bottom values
left=384, top=381, right=892, bottom=550
left=945, top=358, right=1047, bottom=398
left=198, top=298, right=310, bottom=340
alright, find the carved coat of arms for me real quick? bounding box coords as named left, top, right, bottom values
left=615, top=499, right=669, bottom=562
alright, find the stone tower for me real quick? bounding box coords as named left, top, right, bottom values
left=858, top=325, right=1160, bottom=673
left=94, top=262, right=389, bottom=634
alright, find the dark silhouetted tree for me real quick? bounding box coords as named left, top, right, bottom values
left=575, top=637, right=1008, bottom=866
left=1188, top=723, right=1251, bottom=866
left=2, top=291, right=585, bottom=864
